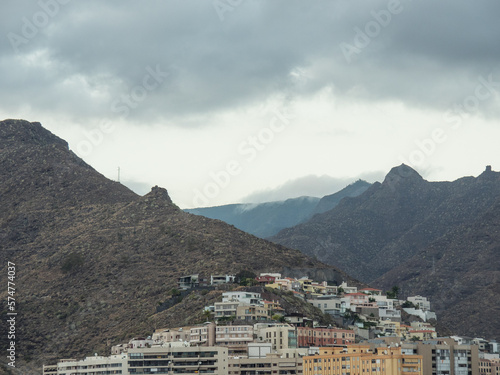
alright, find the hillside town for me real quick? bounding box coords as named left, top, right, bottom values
left=43, top=273, right=499, bottom=375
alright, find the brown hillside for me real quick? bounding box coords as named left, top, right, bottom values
left=0, top=119, right=355, bottom=373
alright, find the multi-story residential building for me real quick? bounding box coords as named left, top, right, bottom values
left=178, top=274, right=236, bottom=289
left=402, top=307, right=437, bottom=323
left=451, top=337, right=475, bottom=346
left=479, top=358, right=500, bottom=375
left=342, top=293, right=377, bottom=308
left=265, top=277, right=301, bottom=292
left=178, top=274, right=209, bottom=289
left=42, top=364, right=58, bottom=375
left=337, top=282, right=358, bottom=295
left=215, top=301, right=240, bottom=319
left=263, top=300, right=284, bottom=315
left=216, top=325, right=254, bottom=347
left=214, top=297, right=279, bottom=322
left=359, top=288, right=383, bottom=296
left=376, top=320, right=405, bottom=337
left=223, top=292, right=263, bottom=305
left=407, top=329, right=437, bottom=341
left=54, top=354, right=128, bottom=375
left=379, top=308, right=402, bottom=321
left=211, top=274, right=236, bottom=286
left=127, top=345, right=228, bottom=375
left=302, top=344, right=423, bottom=375
left=297, top=327, right=355, bottom=347
left=255, top=275, right=277, bottom=284
left=190, top=323, right=216, bottom=346
left=283, top=313, right=313, bottom=328
left=128, top=337, right=155, bottom=349
left=258, top=324, right=298, bottom=351
left=297, top=278, right=315, bottom=293
left=371, top=295, right=395, bottom=310
left=152, top=326, right=192, bottom=344
left=228, top=353, right=303, bottom=375
left=236, top=304, right=271, bottom=321
left=407, top=296, right=431, bottom=311
left=401, top=338, right=479, bottom=375
left=307, top=295, right=343, bottom=317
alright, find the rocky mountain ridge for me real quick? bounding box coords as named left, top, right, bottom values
left=0, top=119, right=355, bottom=373
left=271, top=163, right=500, bottom=340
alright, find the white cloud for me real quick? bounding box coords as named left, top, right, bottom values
left=1, top=1, right=499, bottom=208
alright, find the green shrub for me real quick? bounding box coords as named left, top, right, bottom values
left=61, top=252, right=84, bottom=273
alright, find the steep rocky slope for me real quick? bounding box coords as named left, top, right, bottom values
left=0, top=119, right=354, bottom=373
left=271, top=164, right=500, bottom=340
left=375, top=197, right=500, bottom=340
left=271, top=164, right=500, bottom=283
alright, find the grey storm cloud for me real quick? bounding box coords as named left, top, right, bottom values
left=1, top=0, right=500, bottom=127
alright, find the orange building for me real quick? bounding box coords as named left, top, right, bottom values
left=303, top=345, right=423, bottom=375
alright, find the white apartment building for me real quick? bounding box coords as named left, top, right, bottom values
left=407, top=295, right=431, bottom=311
left=222, top=291, right=262, bottom=305
left=55, top=354, right=128, bottom=375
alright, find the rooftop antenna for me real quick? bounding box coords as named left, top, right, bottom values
left=117, top=167, right=120, bottom=183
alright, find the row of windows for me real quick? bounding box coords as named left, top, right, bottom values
left=130, top=352, right=219, bottom=359
left=310, top=357, right=356, bottom=363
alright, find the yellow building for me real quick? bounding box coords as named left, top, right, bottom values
left=303, top=345, right=423, bottom=375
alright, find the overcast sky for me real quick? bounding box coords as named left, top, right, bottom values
left=1, top=1, right=500, bottom=208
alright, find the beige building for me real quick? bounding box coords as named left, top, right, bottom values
left=236, top=304, right=271, bottom=321
left=303, top=344, right=423, bottom=375
left=259, top=324, right=298, bottom=350
left=190, top=323, right=216, bottom=346
left=479, top=358, right=500, bottom=375
left=153, top=326, right=193, bottom=343
left=401, top=339, right=479, bottom=375
left=229, top=353, right=303, bottom=375
left=53, top=355, right=128, bottom=375
left=216, top=325, right=254, bottom=347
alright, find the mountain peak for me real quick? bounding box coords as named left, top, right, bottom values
left=0, top=119, right=68, bottom=149
left=476, top=165, right=500, bottom=183
left=144, top=185, right=174, bottom=204
left=382, top=164, right=424, bottom=187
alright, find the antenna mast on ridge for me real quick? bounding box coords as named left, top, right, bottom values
left=117, top=167, right=120, bottom=183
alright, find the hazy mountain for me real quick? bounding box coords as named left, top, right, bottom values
left=0, top=119, right=354, bottom=372
left=185, top=196, right=320, bottom=238
left=185, top=181, right=371, bottom=238
left=311, top=180, right=371, bottom=216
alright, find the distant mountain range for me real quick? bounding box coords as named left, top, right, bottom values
left=185, top=180, right=371, bottom=238
left=0, top=119, right=353, bottom=372
left=271, top=164, right=500, bottom=340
